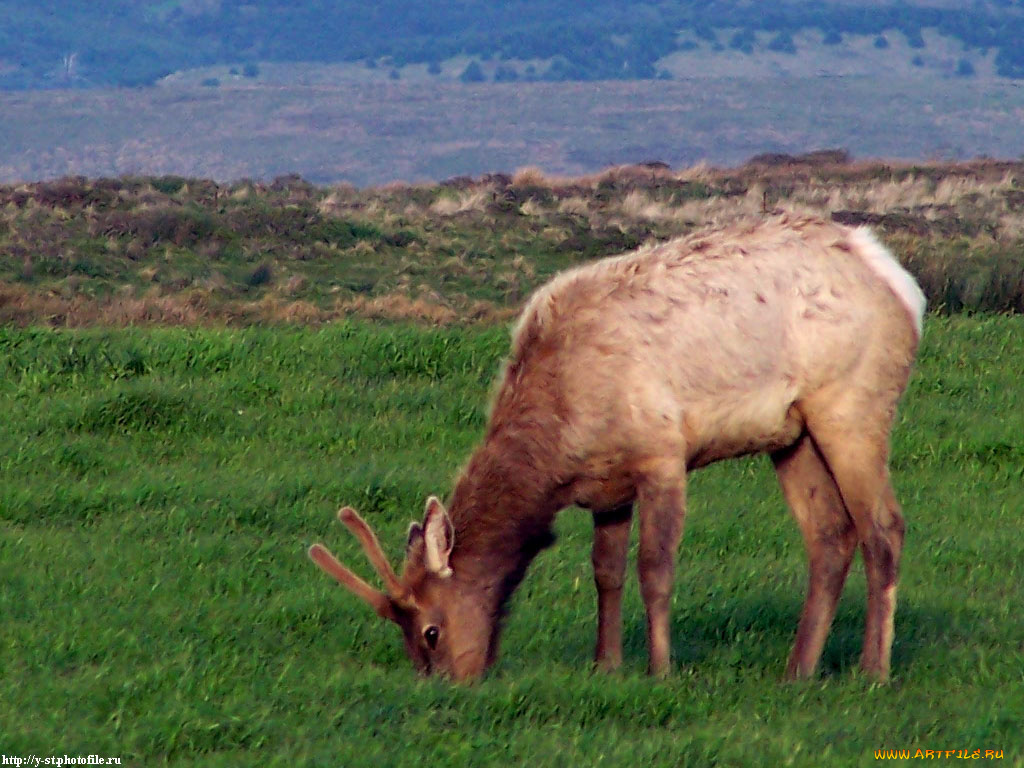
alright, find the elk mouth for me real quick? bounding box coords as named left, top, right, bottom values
left=448, top=647, right=489, bottom=682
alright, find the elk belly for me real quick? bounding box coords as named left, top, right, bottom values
left=685, top=386, right=804, bottom=469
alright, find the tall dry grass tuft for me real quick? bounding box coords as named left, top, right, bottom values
left=511, top=166, right=549, bottom=187
left=674, top=161, right=714, bottom=182
left=557, top=196, right=591, bottom=216
left=519, top=198, right=548, bottom=217
left=336, top=293, right=458, bottom=325
left=430, top=189, right=491, bottom=216
left=997, top=213, right=1024, bottom=242
left=618, top=190, right=669, bottom=221
left=668, top=183, right=767, bottom=229
left=317, top=192, right=349, bottom=216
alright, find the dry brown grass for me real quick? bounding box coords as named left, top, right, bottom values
left=0, top=280, right=511, bottom=327
left=518, top=198, right=549, bottom=217
left=0, top=282, right=207, bottom=327
left=556, top=196, right=591, bottom=216
left=511, top=166, right=549, bottom=187
left=430, top=188, right=492, bottom=216
left=618, top=190, right=670, bottom=221
left=3, top=159, right=1023, bottom=326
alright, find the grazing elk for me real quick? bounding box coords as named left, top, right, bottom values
left=309, top=215, right=925, bottom=682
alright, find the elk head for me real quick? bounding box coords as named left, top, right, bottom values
left=308, top=497, right=494, bottom=680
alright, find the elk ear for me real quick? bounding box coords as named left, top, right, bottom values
left=422, top=496, right=454, bottom=578
left=406, top=521, right=424, bottom=554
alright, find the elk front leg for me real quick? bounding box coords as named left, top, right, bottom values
left=592, top=504, right=633, bottom=671
left=636, top=462, right=687, bottom=677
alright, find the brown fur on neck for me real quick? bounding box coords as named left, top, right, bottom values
left=445, top=428, right=560, bottom=612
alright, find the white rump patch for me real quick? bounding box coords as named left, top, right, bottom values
left=848, top=228, right=926, bottom=337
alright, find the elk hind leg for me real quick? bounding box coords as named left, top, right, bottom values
left=773, top=433, right=857, bottom=679
left=806, top=407, right=906, bottom=682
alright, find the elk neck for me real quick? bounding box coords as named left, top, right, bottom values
left=444, top=421, right=563, bottom=614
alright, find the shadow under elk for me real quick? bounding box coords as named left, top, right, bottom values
left=309, top=215, right=925, bottom=682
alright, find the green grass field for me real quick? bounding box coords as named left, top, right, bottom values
left=1, top=316, right=1021, bottom=766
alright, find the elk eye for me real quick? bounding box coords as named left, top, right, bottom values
left=423, top=625, right=440, bottom=650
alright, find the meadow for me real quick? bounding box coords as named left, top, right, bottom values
left=1, top=316, right=1021, bottom=766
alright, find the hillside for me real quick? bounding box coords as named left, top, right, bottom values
left=2, top=158, right=1022, bottom=328
left=3, top=77, right=1024, bottom=187
left=2, top=0, right=1024, bottom=89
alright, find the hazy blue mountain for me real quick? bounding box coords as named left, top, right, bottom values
left=2, top=1, right=1024, bottom=89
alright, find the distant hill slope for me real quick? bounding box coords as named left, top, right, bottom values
left=2, top=0, right=1024, bottom=89
left=3, top=78, right=1024, bottom=185
left=6, top=3, right=1024, bottom=188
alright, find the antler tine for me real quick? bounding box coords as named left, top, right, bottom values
left=307, top=544, right=395, bottom=620
left=337, top=507, right=408, bottom=599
